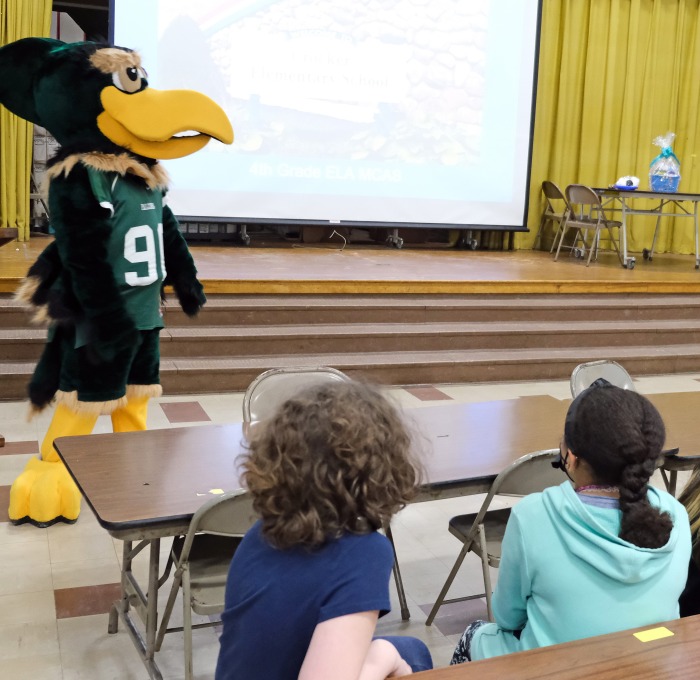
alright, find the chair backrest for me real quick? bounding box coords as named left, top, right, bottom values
left=242, top=366, right=351, bottom=422
left=566, top=184, right=600, bottom=207
left=471, top=449, right=564, bottom=529
left=180, top=489, right=256, bottom=559
left=542, top=180, right=566, bottom=202
left=570, top=360, right=635, bottom=397
left=541, top=181, right=568, bottom=215
left=565, top=184, right=603, bottom=223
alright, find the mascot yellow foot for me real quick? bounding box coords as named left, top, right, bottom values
left=9, top=458, right=81, bottom=527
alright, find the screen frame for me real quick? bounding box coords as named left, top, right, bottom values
left=108, top=0, right=543, bottom=233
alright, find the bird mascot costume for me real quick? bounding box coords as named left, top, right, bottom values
left=0, top=38, right=233, bottom=526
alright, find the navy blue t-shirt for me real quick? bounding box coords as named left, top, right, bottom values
left=215, top=521, right=394, bottom=680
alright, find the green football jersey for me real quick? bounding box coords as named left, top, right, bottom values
left=85, top=167, right=166, bottom=332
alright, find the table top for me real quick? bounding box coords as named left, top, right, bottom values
left=55, top=395, right=569, bottom=533
left=412, top=615, right=700, bottom=679
left=407, top=395, right=567, bottom=489
left=53, top=391, right=700, bottom=534
left=55, top=424, right=246, bottom=532
left=645, top=392, right=700, bottom=462
left=595, top=187, right=700, bottom=201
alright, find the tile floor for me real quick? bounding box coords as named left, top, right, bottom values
left=0, top=374, right=697, bottom=679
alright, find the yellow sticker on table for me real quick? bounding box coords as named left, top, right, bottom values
left=633, top=627, right=674, bottom=642
left=209, top=488, right=225, bottom=495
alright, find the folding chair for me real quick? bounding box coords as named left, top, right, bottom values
left=533, top=181, right=570, bottom=252
left=570, top=360, right=635, bottom=397
left=155, top=490, right=256, bottom=680
left=425, top=449, right=563, bottom=626
left=242, top=366, right=351, bottom=422
left=554, top=185, right=623, bottom=266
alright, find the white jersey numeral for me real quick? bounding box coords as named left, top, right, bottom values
left=124, top=223, right=164, bottom=286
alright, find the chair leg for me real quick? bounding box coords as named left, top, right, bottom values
left=425, top=543, right=471, bottom=626
left=155, top=565, right=183, bottom=651
left=385, top=524, right=410, bottom=621
left=607, top=225, right=623, bottom=265
left=549, top=220, right=563, bottom=253
left=533, top=213, right=547, bottom=250
left=182, top=568, right=194, bottom=680
left=478, top=524, right=495, bottom=622
left=585, top=231, right=597, bottom=266
left=553, top=222, right=569, bottom=261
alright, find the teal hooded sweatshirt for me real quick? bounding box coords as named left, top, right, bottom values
left=470, top=481, right=691, bottom=660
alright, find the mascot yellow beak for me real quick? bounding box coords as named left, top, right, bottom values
left=97, top=86, right=234, bottom=160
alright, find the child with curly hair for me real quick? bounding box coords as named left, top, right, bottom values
left=452, top=380, right=691, bottom=663
left=215, top=380, right=432, bottom=680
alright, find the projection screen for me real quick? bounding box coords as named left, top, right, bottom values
left=112, top=0, right=541, bottom=230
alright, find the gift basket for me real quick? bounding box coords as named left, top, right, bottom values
left=649, top=132, right=681, bottom=193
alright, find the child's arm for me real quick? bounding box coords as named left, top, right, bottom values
left=298, top=611, right=412, bottom=680
left=491, top=512, right=530, bottom=631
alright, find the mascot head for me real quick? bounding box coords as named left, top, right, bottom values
left=0, top=37, right=233, bottom=160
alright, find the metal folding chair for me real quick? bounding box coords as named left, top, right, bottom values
left=570, top=360, right=635, bottom=397
left=242, top=366, right=351, bottom=422
left=533, top=181, right=570, bottom=252
left=155, top=490, right=255, bottom=680
left=554, top=185, right=623, bottom=266
left=426, top=449, right=563, bottom=625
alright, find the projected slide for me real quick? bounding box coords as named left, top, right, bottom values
left=113, top=0, right=540, bottom=228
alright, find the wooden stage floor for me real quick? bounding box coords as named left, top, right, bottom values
left=3, top=237, right=700, bottom=295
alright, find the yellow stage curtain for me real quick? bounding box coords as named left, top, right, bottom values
left=519, top=0, right=700, bottom=254
left=0, top=0, right=52, bottom=242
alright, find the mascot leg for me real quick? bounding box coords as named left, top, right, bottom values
left=8, top=404, right=98, bottom=527
left=111, top=394, right=150, bottom=432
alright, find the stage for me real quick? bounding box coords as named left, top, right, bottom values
left=3, top=236, right=700, bottom=295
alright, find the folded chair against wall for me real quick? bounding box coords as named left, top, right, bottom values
left=553, top=185, right=623, bottom=267
left=533, top=181, right=570, bottom=252
left=155, top=490, right=256, bottom=680
left=425, top=449, right=563, bottom=626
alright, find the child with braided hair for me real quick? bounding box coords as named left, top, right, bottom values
left=679, top=467, right=700, bottom=616
left=451, top=380, right=691, bottom=664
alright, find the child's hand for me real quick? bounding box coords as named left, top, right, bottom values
left=387, top=655, right=412, bottom=677
left=361, top=639, right=412, bottom=679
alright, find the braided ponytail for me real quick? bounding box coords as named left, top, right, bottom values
left=616, top=393, right=672, bottom=548
left=569, top=387, right=672, bottom=549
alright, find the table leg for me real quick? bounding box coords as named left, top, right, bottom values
left=621, top=200, right=632, bottom=268
left=110, top=537, right=164, bottom=680
left=649, top=212, right=663, bottom=261
left=146, top=540, right=161, bottom=661
left=108, top=539, right=133, bottom=634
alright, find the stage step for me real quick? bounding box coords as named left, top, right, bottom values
left=160, top=293, right=700, bottom=326
left=2, top=343, right=700, bottom=399
left=5, top=318, right=700, bottom=361
left=1, top=293, right=699, bottom=399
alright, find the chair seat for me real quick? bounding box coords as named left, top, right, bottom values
left=449, top=507, right=511, bottom=565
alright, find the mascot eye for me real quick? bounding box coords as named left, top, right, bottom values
left=111, top=65, right=145, bottom=94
